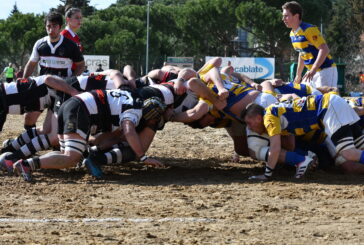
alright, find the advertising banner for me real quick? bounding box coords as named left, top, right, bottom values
left=84, top=55, right=110, bottom=72
left=206, top=56, right=275, bottom=79
left=166, top=57, right=194, bottom=69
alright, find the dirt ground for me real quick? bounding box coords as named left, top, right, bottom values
left=1, top=114, right=364, bottom=245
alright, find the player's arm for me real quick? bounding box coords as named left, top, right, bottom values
left=172, top=100, right=209, bottom=123
left=302, top=43, right=329, bottom=82
left=294, top=55, right=305, bottom=84
left=44, top=75, right=79, bottom=96
left=72, top=60, right=85, bottom=76
left=122, top=119, right=163, bottom=167
left=23, top=61, right=38, bottom=78
left=231, top=72, right=261, bottom=90
left=23, top=40, right=41, bottom=78
left=265, top=134, right=281, bottom=175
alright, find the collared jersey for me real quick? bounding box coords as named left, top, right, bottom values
left=290, top=22, right=335, bottom=71
left=30, top=35, right=84, bottom=77
left=60, top=27, right=84, bottom=52
left=264, top=93, right=332, bottom=137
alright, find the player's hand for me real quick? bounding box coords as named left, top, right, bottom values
left=293, top=75, right=302, bottom=84
left=251, top=83, right=262, bottom=91
left=302, top=69, right=317, bottom=82
left=248, top=174, right=269, bottom=181
left=144, top=158, right=164, bottom=168
left=218, top=88, right=229, bottom=100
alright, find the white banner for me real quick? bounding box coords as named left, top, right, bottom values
left=205, top=57, right=275, bottom=79
left=84, top=55, right=110, bottom=72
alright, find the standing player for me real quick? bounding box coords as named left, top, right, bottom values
left=23, top=11, right=84, bottom=78
left=282, top=1, right=337, bottom=88
left=61, top=7, right=84, bottom=72
left=22, top=11, right=84, bottom=129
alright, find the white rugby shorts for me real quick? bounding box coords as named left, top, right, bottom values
left=322, top=94, right=359, bottom=137
left=303, top=66, right=338, bottom=88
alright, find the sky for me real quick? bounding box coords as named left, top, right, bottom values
left=0, top=0, right=116, bottom=20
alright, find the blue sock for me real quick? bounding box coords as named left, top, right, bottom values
left=360, top=151, right=364, bottom=164
left=285, top=151, right=305, bottom=166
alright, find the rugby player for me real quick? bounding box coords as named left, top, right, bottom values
left=244, top=93, right=364, bottom=180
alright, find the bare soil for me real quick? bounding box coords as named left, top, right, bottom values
left=1, top=114, right=364, bottom=245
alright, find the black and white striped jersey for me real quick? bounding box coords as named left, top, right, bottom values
left=54, top=74, right=118, bottom=113
left=75, top=89, right=143, bottom=132
left=77, top=74, right=116, bottom=91
left=1, top=75, right=52, bottom=114
left=29, top=35, right=84, bottom=77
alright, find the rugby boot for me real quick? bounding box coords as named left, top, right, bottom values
left=13, top=160, right=32, bottom=182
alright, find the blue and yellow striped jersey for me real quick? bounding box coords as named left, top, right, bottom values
left=198, top=63, right=256, bottom=110
left=275, top=82, right=314, bottom=97
left=264, top=93, right=332, bottom=137
left=296, top=129, right=327, bottom=144
left=290, top=22, right=336, bottom=71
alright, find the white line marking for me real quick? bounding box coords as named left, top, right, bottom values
left=0, top=217, right=217, bottom=224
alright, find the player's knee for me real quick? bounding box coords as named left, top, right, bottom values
left=340, top=149, right=358, bottom=162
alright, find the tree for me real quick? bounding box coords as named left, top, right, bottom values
left=176, top=0, right=239, bottom=66
left=54, top=0, right=96, bottom=16
left=326, top=0, right=363, bottom=90
left=349, top=0, right=364, bottom=32
left=10, top=3, right=20, bottom=16
left=0, top=13, right=44, bottom=67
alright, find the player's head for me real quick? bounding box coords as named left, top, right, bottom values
left=242, top=103, right=265, bottom=134
left=65, top=6, right=82, bottom=30
left=282, top=1, right=302, bottom=29
left=45, top=12, right=63, bottom=39
left=142, top=97, right=167, bottom=121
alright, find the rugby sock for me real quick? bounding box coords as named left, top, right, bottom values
left=104, top=145, right=123, bottom=164
left=285, top=151, right=305, bottom=167
left=359, top=151, right=364, bottom=164
left=18, top=134, right=51, bottom=158
left=9, top=128, right=38, bottom=151
left=89, top=145, right=123, bottom=165
left=23, top=157, right=41, bottom=171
